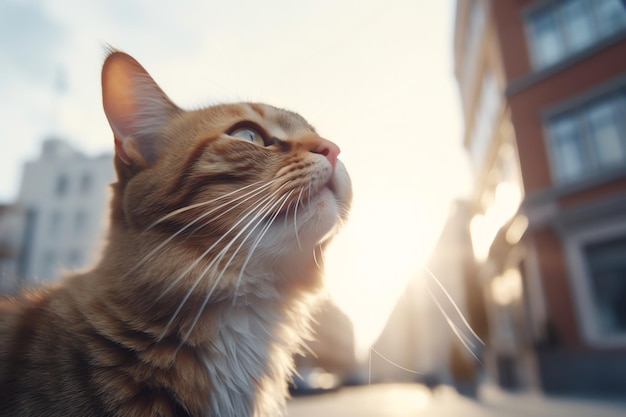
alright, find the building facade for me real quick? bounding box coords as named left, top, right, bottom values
left=15, top=138, right=114, bottom=287
left=454, top=0, right=626, bottom=396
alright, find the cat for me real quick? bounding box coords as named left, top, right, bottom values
left=0, top=50, right=352, bottom=417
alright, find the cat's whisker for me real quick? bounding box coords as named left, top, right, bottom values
left=424, top=266, right=485, bottom=347
left=177, top=192, right=293, bottom=349
left=157, top=187, right=292, bottom=340
left=369, top=346, right=424, bottom=380
left=312, top=246, right=322, bottom=269
left=215, top=191, right=293, bottom=290
left=182, top=181, right=280, bottom=240
left=317, top=243, right=326, bottom=265
left=148, top=179, right=273, bottom=228
left=155, top=183, right=290, bottom=303
left=293, top=188, right=305, bottom=251
left=160, top=185, right=292, bottom=341
left=307, top=179, right=312, bottom=206
left=426, top=285, right=484, bottom=366
left=124, top=180, right=279, bottom=281
left=283, top=201, right=292, bottom=228
left=233, top=190, right=296, bottom=302
left=198, top=183, right=293, bottom=272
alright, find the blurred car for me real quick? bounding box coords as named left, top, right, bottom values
left=289, top=367, right=341, bottom=395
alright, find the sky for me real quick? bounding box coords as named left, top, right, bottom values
left=0, top=0, right=471, bottom=357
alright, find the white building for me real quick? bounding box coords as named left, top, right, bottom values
left=0, top=204, right=25, bottom=293
left=17, top=138, right=114, bottom=284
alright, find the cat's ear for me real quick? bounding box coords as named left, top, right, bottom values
left=101, top=51, right=180, bottom=166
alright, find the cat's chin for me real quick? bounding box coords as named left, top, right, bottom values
left=274, top=160, right=351, bottom=250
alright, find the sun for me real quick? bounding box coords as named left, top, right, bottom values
left=324, top=196, right=435, bottom=359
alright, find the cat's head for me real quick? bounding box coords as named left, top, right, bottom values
left=101, top=51, right=351, bottom=297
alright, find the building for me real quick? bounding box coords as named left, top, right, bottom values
left=15, top=138, right=114, bottom=286
left=454, top=0, right=626, bottom=396
left=0, top=204, right=25, bottom=293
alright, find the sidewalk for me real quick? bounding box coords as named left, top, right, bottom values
left=477, top=383, right=626, bottom=417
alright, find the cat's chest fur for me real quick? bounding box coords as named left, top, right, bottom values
left=199, top=300, right=294, bottom=417
left=85, top=288, right=298, bottom=417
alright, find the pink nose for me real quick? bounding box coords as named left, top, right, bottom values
left=311, top=138, right=341, bottom=169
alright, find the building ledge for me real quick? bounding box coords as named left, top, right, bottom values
left=524, top=167, right=626, bottom=208
left=521, top=168, right=626, bottom=232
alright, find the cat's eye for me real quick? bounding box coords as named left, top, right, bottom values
left=229, top=128, right=265, bottom=146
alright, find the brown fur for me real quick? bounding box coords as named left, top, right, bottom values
left=0, top=51, right=351, bottom=417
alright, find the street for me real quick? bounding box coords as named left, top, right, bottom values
left=287, top=383, right=626, bottom=417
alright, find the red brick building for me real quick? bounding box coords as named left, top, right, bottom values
left=454, top=0, right=626, bottom=396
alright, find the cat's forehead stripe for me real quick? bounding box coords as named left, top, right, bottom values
left=248, top=103, right=266, bottom=117
left=249, top=104, right=315, bottom=138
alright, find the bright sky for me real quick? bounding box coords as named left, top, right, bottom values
left=0, top=0, right=471, bottom=357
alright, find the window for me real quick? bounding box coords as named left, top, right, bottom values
left=586, top=100, right=624, bottom=167
left=547, top=93, right=626, bottom=183
left=66, top=250, right=84, bottom=268
left=529, top=9, right=564, bottom=67
left=80, top=173, right=92, bottom=194
left=527, top=0, right=626, bottom=69
left=49, top=210, right=63, bottom=236
left=596, top=0, right=626, bottom=37
left=549, top=115, right=587, bottom=181
left=74, top=210, right=87, bottom=233
left=561, top=0, right=594, bottom=53
left=565, top=220, right=626, bottom=346
left=55, top=174, right=69, bottom=197
left=584, top=236, right=626, bottom=336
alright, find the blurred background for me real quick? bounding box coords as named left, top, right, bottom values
left=1, top=0, right=626, bottom=416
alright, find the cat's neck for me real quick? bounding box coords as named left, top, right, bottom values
left=79, top=253, right=312, bottom=417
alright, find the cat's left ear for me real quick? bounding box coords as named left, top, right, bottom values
left=102, top=51, right=180, bottom=167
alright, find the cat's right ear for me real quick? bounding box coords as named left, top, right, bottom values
left=101, top=51, right=180, bottom=167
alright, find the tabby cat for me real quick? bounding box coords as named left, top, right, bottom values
left=0, top=51, right=352, bottom=417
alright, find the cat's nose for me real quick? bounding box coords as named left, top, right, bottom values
left=310, top=138, right=340, bottom=169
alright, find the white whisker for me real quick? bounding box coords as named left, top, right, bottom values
left=283, top=200, right=294, bottom=228
left=178, top=190, right=293, bottom=348
left=148, top=179, right=271, bottom=228
left=293, top=188, right=305, bottom=251
left=158, top=184, right=291, bottom=340
left=123, top=180, right=278, bottom=281
left=182, top=180, right=279, bottom=239
left=317, top=243, right=326, bottom=264
left=216, top=191, right=292, bottom=288
left=232, top=190, right=295, bottom=300
left=424, top=266, right=485, bottom=346
left=155, top=182, right=288, bottom=302
left=312, top=246, right=322, bottom=269
left=161, top=184, right=292, bottom=343
left=426, top=285, right=483, bottom=366
left=369, top=346, right=424, bottom=382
